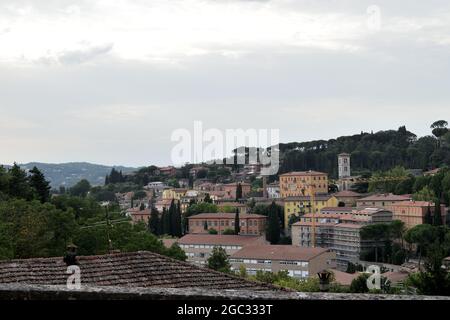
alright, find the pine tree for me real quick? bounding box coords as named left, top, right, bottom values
left=207, top=246, right=231, bottom=273
left=8, top=163, right=31, bottom=200
left=266, top=201, right=280, bottom=244
left=29, top=166, right=51, bottom=203
left=433, top=199, right=443, bottom=226
left=148, top=207, right=160, bottom=235
left=234, top=208, right=240, bottom=235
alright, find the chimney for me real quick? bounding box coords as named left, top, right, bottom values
left=317, top=270, right=332, bottom=292
left=63, top=244, right=78, bottom=266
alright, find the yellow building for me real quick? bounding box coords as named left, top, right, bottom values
left=283, top=195, right=338, bottom=230
left=279, top=171, right=328, bottom=198
left=162, top=188, right=188, bottom=200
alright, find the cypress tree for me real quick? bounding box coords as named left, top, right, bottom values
left=433, top=199, right=443, bottom=226
left=148, top=207, right=160, bottom=235
left=424, top=205, right=433, bottom=224
left=234, top=208, right=240, bottom=235
left=168, top=199, right=176, bottom=236
left=161, top=207, right=171, bottom=235
left=236, top=183, right=243, bottom=200
left=266, top=201, right=280, bottom=244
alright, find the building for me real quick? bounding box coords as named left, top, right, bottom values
left=229, top=245, right=336, bottom=278
left=356, top=193, right=412, bottom=208
left=291, top=207, right=393, bottom=270
left=128, top=208, right=151, bottom=224
left=333, top=190, right=365, bottom=207
left=338, top=153, right=351, bottom=179
left=223, top=182, right=252, bottom=200
left=187, top=212, right=267, bottom=236
left=0, top=251, right=274, bottom=292
left=178, top=234, right=267, bottom=266
left=280, top=171, right=329, bottom=198
left=283, top=195, right=339, bottom=229
left=154, top=199, right=173, bottom=212
left=266, top=182, right=280, bottom=199
left=158, top=166, right=177, bottom=177
left=387, top=200, right=447, bottom=229
left=162, top=188, right=188, bottom=200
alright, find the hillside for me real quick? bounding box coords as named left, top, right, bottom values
left=17, top=162, right=136, bottom=188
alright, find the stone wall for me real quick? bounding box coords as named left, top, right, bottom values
left=0, top=283, right=448, bottom=300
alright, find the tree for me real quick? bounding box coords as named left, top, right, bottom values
left=208, top=228, right=218, bottom=235
left=236, top=183, right=243, bottom=200
left=234, top=208, right=240, bottom=235
left=222, top=228, right=235, bottom=235
left=161, top=207, right=171, bottom=235
left=266, top=201, right=281, bottom=244
left=207, top=246, right=231, bottom=273
left=433, top=199, right=443, bottom=226
left=29, top=166, right=51, bottom=203
left=204, top=193, right=213, bottom=203
left=349, top=273, right=370, bottom=293
left=8, top=163, right=31, bottom=200
left=431, top=120, right=449, bottom=145
left=148, top=207, right=160, bottom=235
left=70, top=179, right=91, bottom=198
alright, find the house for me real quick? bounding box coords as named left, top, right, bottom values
left=0, top=251, right=275, bottom=292
left=266, top=182, right=280, bottom=199
left=155, top=199, right=173, bottom=212
left=162, top=188, right=188, bottom=200
left=279, top=171, right=329, bottom=198
left=187, top=212, right=267, bottom=236
left=128, top=208, right=151, bottom=224
left=158, top=166, right=177, bottom=177
left=223, top=182, right=252, bottom=200
left=333, top=190, right=365, bottom=207
left=229, top=245, right=336, bottom=278
left=387, top=200, right=447, bottom=229
left=356, top=193, right=412, bottom=208
left=178, top=234, right=267, bottom=266
left=283, top=195, right=339, bottom=230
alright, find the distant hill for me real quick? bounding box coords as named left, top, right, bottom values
left=16, top=162, right=136, bottom=188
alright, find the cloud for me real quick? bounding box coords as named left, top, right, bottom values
left=57, top=43, right=114, bottom=65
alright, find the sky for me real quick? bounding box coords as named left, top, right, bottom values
left=1, top=0, right=450, bottom=167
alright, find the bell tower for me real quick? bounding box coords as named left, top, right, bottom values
left=338, top=153, right=351, bottom=179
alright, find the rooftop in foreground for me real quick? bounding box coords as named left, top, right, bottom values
left=0, top=251, right=275, bottom=292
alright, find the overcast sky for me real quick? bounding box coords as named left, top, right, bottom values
left=1, top=0, right=450, bottom=167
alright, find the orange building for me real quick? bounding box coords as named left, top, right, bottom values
left=280, top=171, right=328, bottom=198
left=187, top=212, right=266, bottom=236
left=387, top=201, right=447, bottom=229
left=223, top=182, right=252, bottom=199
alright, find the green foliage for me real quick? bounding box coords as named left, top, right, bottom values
left=207, top=246, right=231, bottom=273
left=234, top=208, right=240, bottom=235
left=208, top=228, right=218, bottom=235
left=29, top=166, right=51, bottom=203
left=350, top=273, right=371, bottom=293
left=186, top=202, right=218, bottom=216
left=222, top=228, right=235, bottom=235
left=69, top=179, right=92, bottom=198
left=266, top=201, right=281, bottom=244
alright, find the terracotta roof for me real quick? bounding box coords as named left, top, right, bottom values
left=188, top=213, right=266, bottom=219
left=284, top=195, right=335, bottom=201
left=330, top=269, right=358, bottom=286
left=388, top=200, right=435, bottom=207
left=382, top=271, right=409, bottom=284
left=230, top=245, right=329, bottom=261
left=0, top=251, right=275, bottom=291
left=333, top=191, right=363, bottom=197
left=280, top=171, right=327, bottom=177
left=358, top=193, right=412, bottom=202
left=321, top=207, right=354, bottom=212
left=179, top=234, right=264, bottom=246
left=217, top=202, right=247, bottom=207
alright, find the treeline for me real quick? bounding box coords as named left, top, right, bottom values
left=0, top=164, right=185, bottom=261
left=361, top=166, right=450, bottom=208
left=279, top=121, right=450, bottom=178
left=148, top=200, right=183, bottom=237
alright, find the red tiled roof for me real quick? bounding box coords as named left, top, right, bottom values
left=280, top=171, right=327, bottom=177
left=188, top=213, right=266, bottom=219
left=388, top=200, right=435, bottom=207
left=358, top=193, right=412, bottom=202
left=329, top=269, right=358, bottom=286
left=179, top=234, right=264, bottom=246
left=0, top=251, right=275, bottom=291
left=333, top=191, right=363, bottom=197
left=230, top=245, right=329, bottom=261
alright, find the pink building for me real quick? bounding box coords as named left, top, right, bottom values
left=387, top=201, right=447, bottom=229
left=223, top=182, right=252, bottom=199
left=188, top=212, right=266, bottom=236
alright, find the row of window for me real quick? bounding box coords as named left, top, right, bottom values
left=194, top=220, right=262, bottom=227
left=180, top=244, right=243, bottom=250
